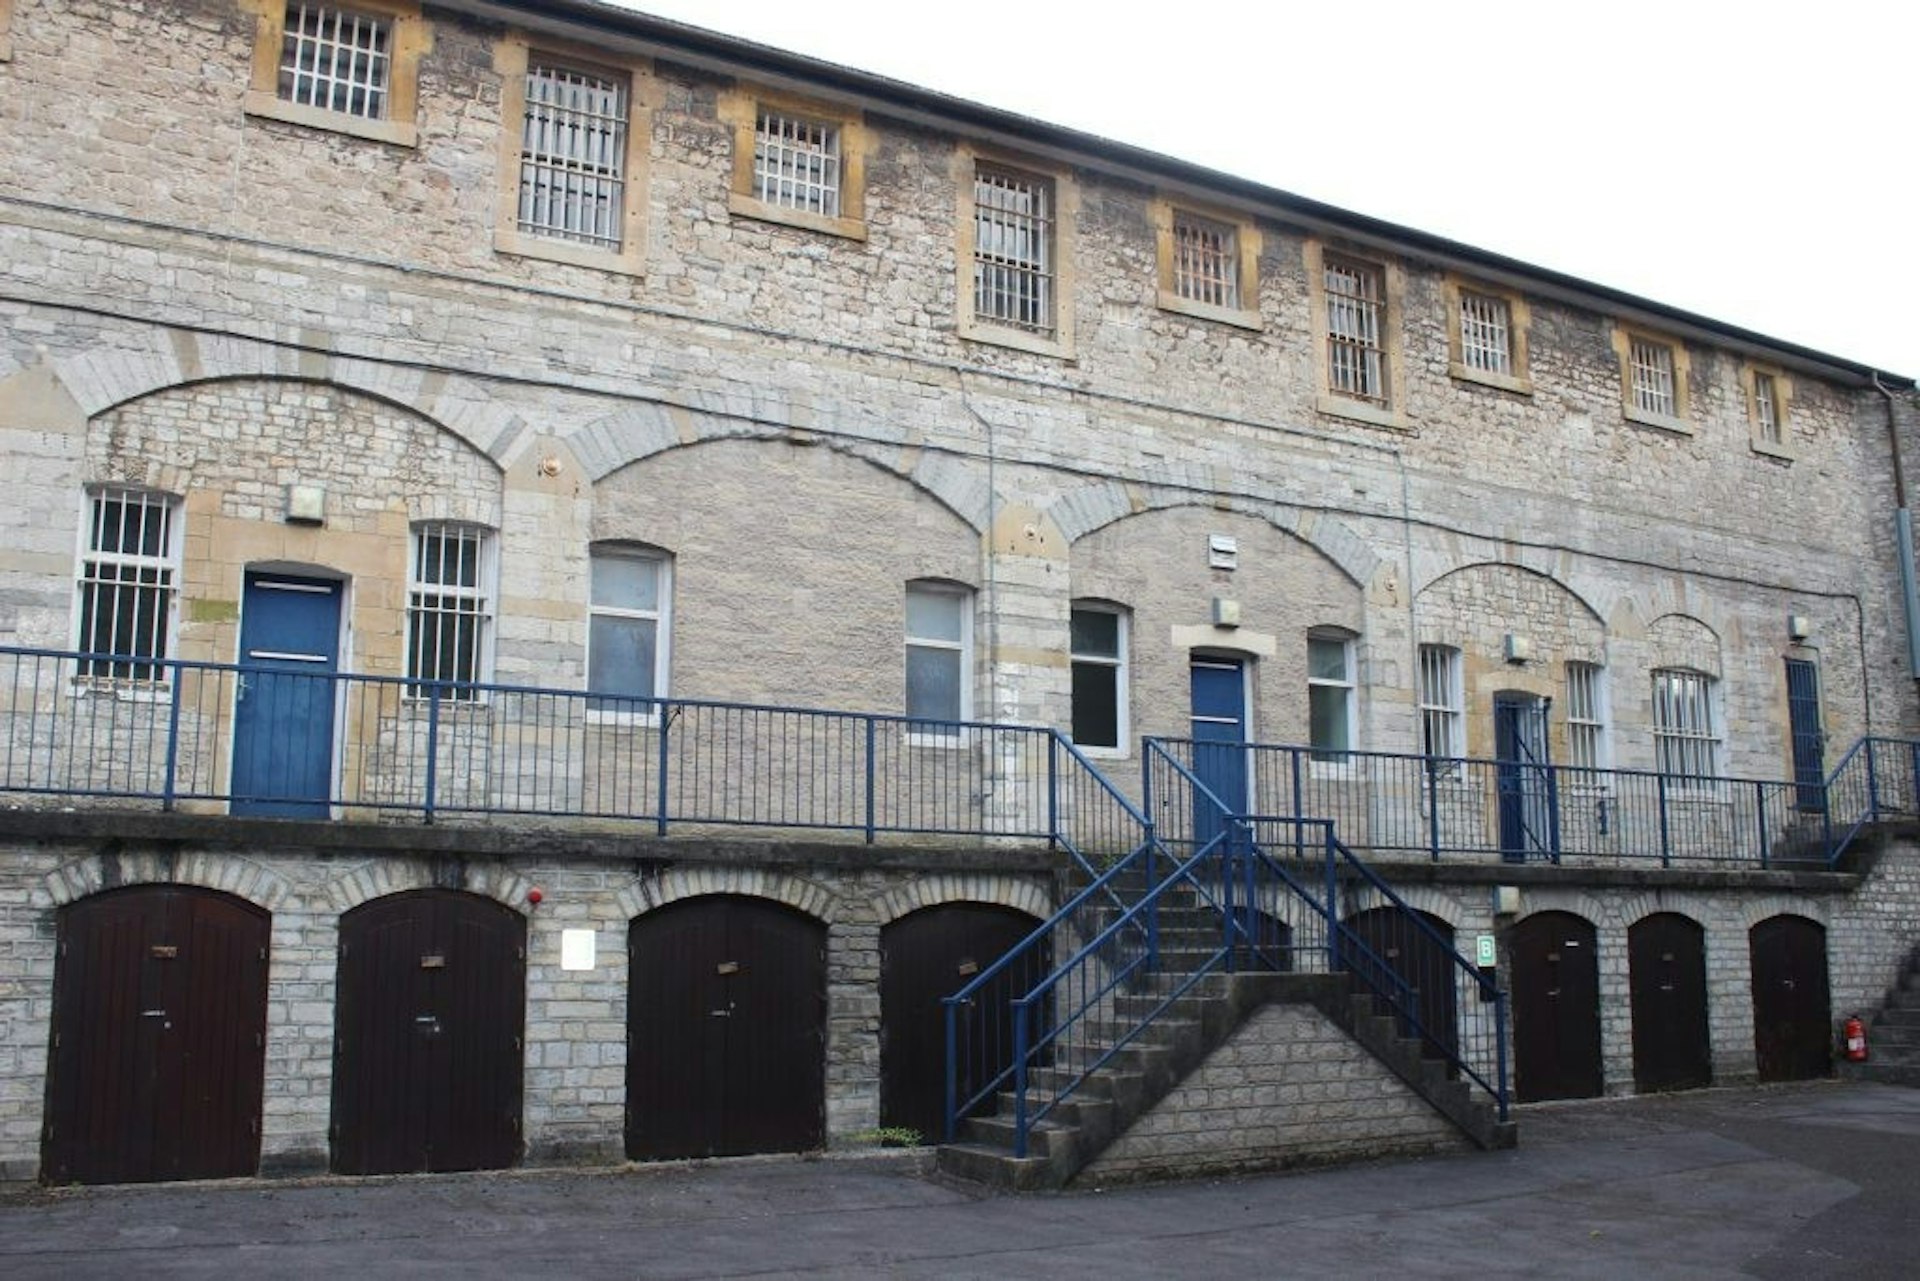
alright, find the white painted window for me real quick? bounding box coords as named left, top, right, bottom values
left=973, top=165, right=1055, bottom=336
left=1753, top=371, right=1783, bottom=445
left=1652, top=668, right=1718, bottom=782
left=1565, top=662, right=1608, bottom=772
left=1630, top=337, right=1677, bottom=417
left=1324, top=256, right=1386, bottom=403
left=278, top=3, right=392, bottom=120
left=1307, top=631, right=1355, bottom=762
left=75, top=490, right=179, bottom=682
left=587, top=546, right=669, bottom=716
left=1458, top=289, right=1512, bottom=376
left=1070, top=604, right=1128, bottom=752
left=1417, top=644, right=1463, bottom=760
left=905, top=582, right=971, bottom=727
left=407, top=524, right=494, bottom=697
left=1172, top=211, right=1239, bottom=309
left=754, top=108, right=842, bottom=217
left=518, top=59, right=629, bottom=251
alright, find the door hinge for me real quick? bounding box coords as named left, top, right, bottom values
left=258, top=946, right=268, bottom=962
left=255, top=1031, right=264, bottom=1049
left=249, top=1116, right=259, bottom=1137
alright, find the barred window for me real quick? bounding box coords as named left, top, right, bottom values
left=1458, top=290, right=1513, bottom=376
left=1565, top=662, right=1607, bottom=771
left=278, top=3, right=392, bottom=121
left=518, top=59, right=629, bottom=251
left=1325, top=256, right=1386, bottom=403
left=754, top=109, right=841, bottom=218
left=1652, top=668, right=1718, bottom=782
left=973, top=166, right=1055, bottom=336
left=1172, top=211, right=1239, bottom=309
left=407, top=524, right=493, bottom=697
left=76, top=490, right=178, bottom=682
left=1630, top=337, right=1677, bottom=417
left=1417, top=644, right=1463, bottom=760
left=1753, top=371, right=1783, bottom=445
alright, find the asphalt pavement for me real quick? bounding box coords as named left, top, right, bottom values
left=2, top=1080, right=1916, bottom=1278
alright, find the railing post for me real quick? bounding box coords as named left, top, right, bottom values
left=1324, top=826, right=1340, bottom=971
left=1756, top=780, right=1770, bottom=869
left=1046, top=732, right=1059, bottom=851
left=1290, top=748, right=1306, bottom=861
left=1221, top=838, right=1237, bottom=972
left=864, top=717, right=878, bottom=845
left=1544, top=764, right=1562, bottom=864
left=1426, top=759, right=1442, bottom=862
left=655, top=702, right=671, bottom=838
left=1142, top=746, right=1158, bottom=962
left=1656, top=773, right=1671, bottom=868
left=162, top=658, right=184, bottom=813
left=1494, top=990, right=1511, bottom=1123
left=1866, top=737, right=1881, bottom=819
left=943, top=997, right=958, bottom=1143
left=422, top=682, right=441, bottom=825
left=1012, top=1001, right=1030, bottom=1160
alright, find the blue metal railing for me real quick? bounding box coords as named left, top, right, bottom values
left=0, top=645, right=1134, bottom=850
left=1823, top=736, right=1920, bottom=864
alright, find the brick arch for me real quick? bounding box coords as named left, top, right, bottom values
left=1647, top=612, right=1724, bottom=678
left=615, top=866, right=837, bottom=924
left=1738, top=899, right=1830, bottom=932
left=38, top=849, right=291, bottom=913
left=1053, top=485, right=1378, bottom=588
left=320, top=859, right=534, bottom=914
left=1414, top=559, right=1606, bottom=627
left=1514, top=905, right=1600, bottom=932
left=1617, top=898, right=1710, bottom=933
left=872, top=874, right=1051, bottom=927
left=1340, top=884, right=1467, bottom=932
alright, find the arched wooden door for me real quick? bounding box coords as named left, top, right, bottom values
left=880, top=903, right=1042, bottom=1144
left=627, top=896, right=826, bottom=1160
left=1629, top=913, right=1712, bottom=1092
left=1509, top=911, right=1603, bottom=1101
left=1751, top=915, right=1832, bottom=1082
left=1344, top=907, right=1458, bottom=1062
left=44, top=886, right=269, bottom=1185
left=331, top=890, right=526, bottom=1175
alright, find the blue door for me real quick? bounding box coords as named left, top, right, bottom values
left=1494, top=693, right=1554, bottom=862
left=1189, top=658, right=1248, bottom=853
left=232, top=574, right=342, bottom=818
left=1784, top=659, right=1825, bottom=813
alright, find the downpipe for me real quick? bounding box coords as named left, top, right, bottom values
left=1871, top=373, right=1920, bottom=678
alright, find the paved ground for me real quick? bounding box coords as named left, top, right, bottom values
left=2, top=1081, right=1917, bottom=1278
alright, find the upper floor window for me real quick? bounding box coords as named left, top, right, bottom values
left=1612, top=325, right=1693, bottom=433
left=973, top=165, right=1056, bottom=338
left=245, top=0, right=424, bottom=146
left=0, top=0, right=15, bottom=63
left=1746, top=364, right=1795, bottom=459
left=1154, top=201, right=1260, bottom=328
left=1307, top=631, right=1355, bottom=763
left=76, top=490, right=179, bottom=682
left=1324, top=255, right=1387, bottom=404
left=1070, top=604, right=1129, bottom=753
left=905, top=582, right=971, bottom=728
left=407, top=523, right=494, bottom=697
left=588, top=545, right=669, bottom=716
left=1629, top=337, right=1676, bottom=417
left=1565, top=661, right=1607, bottom=772
left=518, top=59, right=630, bottom=252
left=1417, top=644, right=1463, bottom=760
left=1652, top=668, right=1719, bottom=783
left=755, top=109, right=841, bottom=218
left=723, top=90, right=866, bottom=239
left=1457, top=291, right=1512, bottom=377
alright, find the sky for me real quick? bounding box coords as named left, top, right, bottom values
left=605, top=0, right=1917, bottom=376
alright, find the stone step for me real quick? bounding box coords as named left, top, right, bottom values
left=960, top=1112, right=1078, bottom=1161
left=934, top=1141, right=1055, bottom=1191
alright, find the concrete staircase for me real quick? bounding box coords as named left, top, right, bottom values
left=1845, top=941, right=1920, bottom=1087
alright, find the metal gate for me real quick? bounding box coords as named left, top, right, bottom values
left=879, top=903, right=1042, bottom=1143
left=331, top=890, right=527, bottom=1175
left=1628, top=912, right=1712, bottom=1092
left=44, top=886, right=269, bottom=1184
left=626, top=896, right=826, bottom=1160
left=1493, top=693, right=1555, bottom=862
left=1344, top=907, right=1458, bottom=1063
left=1510, top=911, right=1603, bottom=1101
left=1784, top=659, right=1826, bottom=814
left=1750, top=914, right=1832, bottom=1082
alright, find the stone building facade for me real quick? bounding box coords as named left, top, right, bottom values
left=1, top=0, right=1918, bottom=1182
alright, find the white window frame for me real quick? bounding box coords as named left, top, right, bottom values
left=753, top=107, right=842, bottom=219
left=516, top=57, right=631, bottom=252
left=406, top=523, right=496, bottom=701
left=1445, top=277, right=1532, bottom=394
left=1417, top=644, right=1463, bottom=763
left=723, top=88, right=868, bottom=240
left=586, top=545, right=670, bottom=725
left=1612, top=324, right=1693, bottom=434
left=956, top=149, right=1076, bottom=357
left=1652, top=668, right=1720, bottom=788
left=1745, top=363, right=1795, bottom=460
left=1323, top=254, right=1387, bottom=405
left=1307, top=630, right=1357, bottom=773
left=1069, top=603, right=1129, bottom=756
left=1629, top=337, right=1676, bottom=417
left=244, top=0, right=425, bottom=147
left=73, top=489, right=181, bottom=687
left=1564, top=661, right=1609, bottom=779
left=905, top=581, right=973, bottom=743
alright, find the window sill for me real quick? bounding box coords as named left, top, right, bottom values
left=244, top=91, right=418, bottom=147
left=495, top=229, right=644, bottom=278
left=1749, top=438, right=1796, bottom=463
left=1075, top=743, right=1130, bottom=761
left=1155, top=291, right=1262, bottom=332
left=1315, top=394, right=1410, bottom=433
left=1448, top=362, right=1533, bottom=396
left=1623, top=406, right=1694, bottom=437
left=959, top=319, right=1073, bottom=361
left=727, top=193, right=867, bottom=242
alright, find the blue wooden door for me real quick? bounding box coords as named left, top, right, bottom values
left=231, top=574, right=341, bottom=817
left=1784, top=659, right=1825, bottom=813
left=1494, top=694, right=1553, bottom=862
left=1189, top=658, right=1248, bottom=852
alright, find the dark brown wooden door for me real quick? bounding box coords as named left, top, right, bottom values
left=1344, top=907, right=1458, bottom=1062
left=880, top=903, right=1042, bottom=1144
left=1629, top=912, right=1712, bottom=1092
left=1510, top=911, right=1603, bottom=1101
left=331, top=890, right=526, bottom=1175
left=44, top=886, right=269, bottom=1185
left=1751, top=915, right=1832, bottom=1082
left=627, top=896, right=826, bottom=1160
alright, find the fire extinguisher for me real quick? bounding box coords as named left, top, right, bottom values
left=1844, top=1014, right=1869, bottom=1062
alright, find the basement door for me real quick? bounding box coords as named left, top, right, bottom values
left=331, top=890, right=527, bottom=1175
left=231, top=573, right=342, bottom=817
left=626, top=896, right=826, bottom=1160
left=1628, top=912, right=1712, bottom=1092
left=1750, top=915, right=1832, bottom=1082
left=1188, top=657, right=1249, bottom=853
left=1343, top=907, right=1459, bottom=1064
left=879, top=903, right=1044, bottom=1144
left=43, top=886, right=269, bottom=1185
left=1509, top=911, right=1603, bottom=1101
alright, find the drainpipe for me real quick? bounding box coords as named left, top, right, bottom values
left=1871, top=373, right=1920, bottom=678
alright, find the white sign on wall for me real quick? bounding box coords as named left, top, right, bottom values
left=561, top=928, right=597, bottom=972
